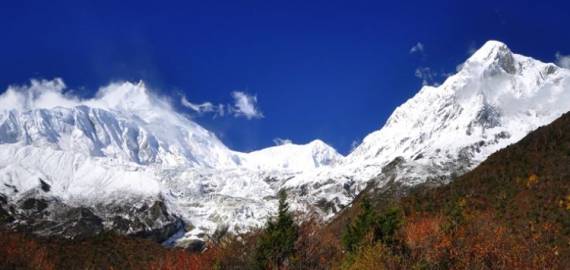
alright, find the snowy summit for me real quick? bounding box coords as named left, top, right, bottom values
left=1, top=41, right=570, bottom=245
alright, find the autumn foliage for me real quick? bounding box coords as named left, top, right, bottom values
left=0, top=230, right=221, bottom=270
left=0, top=230, right=55, bottom=270
left=3, top=115, right=570, bottom=269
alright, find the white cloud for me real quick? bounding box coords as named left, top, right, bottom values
left=455, top=63, right=465, bottom=72
left=0, top=78, right=81, bottom=111
left=556, top=52, right=570, bottom=69
left=414, top=67, right=438, bottom=86
left=465, top=41, right=479, bottom=56
left=229, top=91, right=263, bottom=119
left=181, top=96, right=214, bottom=113
left=216, top=104, right=225, bottom=117
left=409, top=42, right=424, bottom=54
left=442, top=71, right=455, bottom=78
left=180, top=96, right=224, bottom=117
left=273, top=138, right=292, bottom=146
left=180, top=90, right=263, bottom=120
left=350, top=140, right=360, bottom=152
left=0, top=79, right=188, bottom=126
left=177, top=89, right=267, bottom=120
left=0, top=79, right=264, bottom=126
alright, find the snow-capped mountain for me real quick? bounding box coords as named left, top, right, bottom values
left=350, top=40, right=570, bottom=178
left=286, top=40, right=570, bottom=214
left=1, top=40, right=570, bottom=246
left=348, top=40, right=570, bottom=171
left=243, top=139, right=342, bottom=171
left=0, top=79, right=343, bottom=243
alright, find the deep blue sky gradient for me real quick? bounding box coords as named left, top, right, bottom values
left=0, top=0, right=569, bottom=154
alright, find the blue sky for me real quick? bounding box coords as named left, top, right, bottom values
left=1, top=0, right=569, bottom=154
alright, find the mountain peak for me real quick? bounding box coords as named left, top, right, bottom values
left=463, top=40, right=516, bottom=74
left=346, top=39, right=570, bottom=184
left=93, top=81, right=152, bottom=110
left=480, top=40, right=509, bottom=50
left=2, top=41, right=570, bottom=246
left=307, top=139, right=328, bottom=148
left=469, top=40, right=511, bottom=61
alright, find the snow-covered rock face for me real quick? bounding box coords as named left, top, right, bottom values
left=1, top=40, right=570, bottom=244
left=346, top=40, right=570, bottom=177
left=0, top=79, right=343, bottom=242
left=243, top=139, right=342, bottom=171
left=292, top=40, right=570, bottom=213
left=0, top=80, right=242, bottom=170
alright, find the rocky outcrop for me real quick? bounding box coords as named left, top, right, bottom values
left=0, top=192, right=183, bottom=243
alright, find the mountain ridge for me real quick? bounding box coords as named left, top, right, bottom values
left=1, top=40, right=570, bottom=246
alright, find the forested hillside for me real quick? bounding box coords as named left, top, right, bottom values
left=2, top=112, right=570, bottom=269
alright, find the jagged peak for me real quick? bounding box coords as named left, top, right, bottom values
left=468, top=40, right=512, bottom=62
left=90, top=80, right=158, bottom=112
left=462, top=40, right=517, bottom=74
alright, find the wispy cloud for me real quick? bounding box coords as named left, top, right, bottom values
left=0, top=78, right=81, bottom=111
left=467, top=46, right=477, bottom=55
left=409, top=42, right=424, bottom=54
left=273, top=138, right=292, bottom=145
left=556, top=52, right=570, bottom=69
left=0, top=79, right=189, bottom=123
left=180, top=90, right=263, bottom=120
left=229, top=91, right=263, bottom=119
left=350, top=139, right=360, bottom=152
left=181, top=96, right=214, bottom=113
left=414, top=67, right=438, bottom=86
left=466, top=41, right=479, bottom=56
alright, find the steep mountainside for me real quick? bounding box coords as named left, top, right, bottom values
left=327, top=112, right=570, bottom=269
left=286, top=40, right=570, bottom=216
left=0, top=79, right=343, bottom=244
left=2, top=104, right=570, bottom=270
left=1, top=40, right=570, bottom=246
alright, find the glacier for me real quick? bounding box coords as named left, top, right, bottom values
left=1, top=40, right=570, bottom=246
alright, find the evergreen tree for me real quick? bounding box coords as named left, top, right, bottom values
left=341, top=196, right=376, bottom=253
left=254, top=190, right=298, bottom=269
left=374, top=206, right=402, bottom=245
left=342, top=196, right=402, bottom=253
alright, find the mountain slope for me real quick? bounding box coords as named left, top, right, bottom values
left=4, top=101, right=569, bottom=270
left=348, top=40, right=570, bottom=170
left=1, top=40, right=570, bottom=246
left=0, top=79, right=343, bottom=243
left=329, top=112, right=570, bottom=269
left=285, top=40, right=570, bottom=216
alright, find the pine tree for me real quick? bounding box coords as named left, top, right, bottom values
left=342, top=196, right=403, bottom=253
left=254, top=190, right=299, bottom=269
left=341, top=196, right=376, bottom=253
left=374, top=206, right=402, bottom=245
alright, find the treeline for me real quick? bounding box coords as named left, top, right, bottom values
left=189, top=112, right=570, bottom=269
left=0, top=191, right=343, bottom=270
left=2, top=184, right=566, bottom=269
left=2, top=113, right=570, bottom=269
